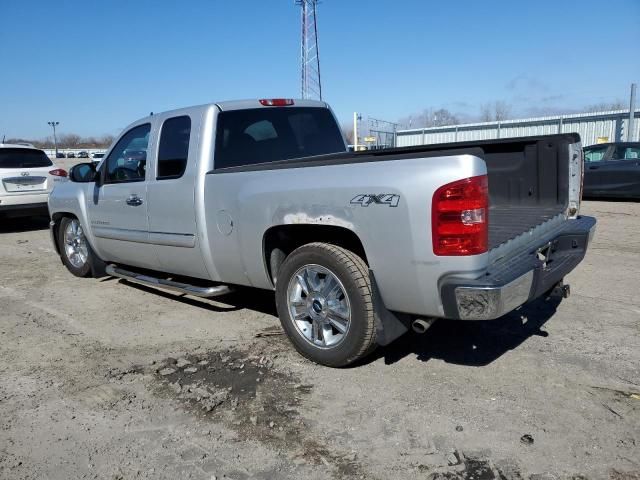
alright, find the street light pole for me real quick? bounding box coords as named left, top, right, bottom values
left=353, top=112, right=358, bottom=151
left=47, top=121, right=59, bottom=156
left=629, top=83, right=637, bottom=142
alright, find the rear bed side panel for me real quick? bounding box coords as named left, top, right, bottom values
left=204, top=154, right=487, bottom=317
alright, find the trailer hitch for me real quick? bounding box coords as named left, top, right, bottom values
left=547, top=281, right=570, bottom=299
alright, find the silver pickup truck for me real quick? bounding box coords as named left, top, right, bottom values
left=49, top=98, right=596, bottom=367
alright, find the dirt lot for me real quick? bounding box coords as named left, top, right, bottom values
left=1, top=201, right=638, bottom=480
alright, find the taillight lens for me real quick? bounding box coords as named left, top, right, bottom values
left=49, top=168, right=68, bottom=177
left=432, top=175, right=488, bottom=256
left=259, top=98, right=294, bottom=106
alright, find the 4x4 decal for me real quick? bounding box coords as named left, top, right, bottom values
left=350, top=193, right=400, bottom=207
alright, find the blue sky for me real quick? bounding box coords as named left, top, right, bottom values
left=1, top=0, right=639, bottom=139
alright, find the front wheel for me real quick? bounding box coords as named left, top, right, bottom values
left=275, top=243, right=377, bottom=367
left=57, top=217, right=94, bottom=277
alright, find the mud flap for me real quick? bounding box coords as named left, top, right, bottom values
left=89, top=252, right=108, bottom=278
left=369, top=270, right=411, bottom=346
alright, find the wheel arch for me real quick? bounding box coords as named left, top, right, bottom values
left=50, top=212, right=77, bottom=255
left=262, top=224, right=368, bottom=287
left=51, top=212, right=107, bottom=277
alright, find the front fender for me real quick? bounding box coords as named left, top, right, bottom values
left=48, top=182, right=105, bottom=261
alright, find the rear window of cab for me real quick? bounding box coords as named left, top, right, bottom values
left=214, top=107, right=345, bottom=169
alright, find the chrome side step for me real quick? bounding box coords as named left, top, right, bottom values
left=105, top=264, right=232, bottom=298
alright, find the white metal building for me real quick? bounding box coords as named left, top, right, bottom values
left=396, top=109, right=640, bottom=147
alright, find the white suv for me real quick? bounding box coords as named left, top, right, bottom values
left=0, top=144, right=67, bottom=218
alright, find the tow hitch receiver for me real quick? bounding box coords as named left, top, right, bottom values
left=548, top=281, right=571, bottom=299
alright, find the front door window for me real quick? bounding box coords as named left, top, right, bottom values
left=104, top=124, right=151, bottom=183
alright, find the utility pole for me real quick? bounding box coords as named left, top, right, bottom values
left=48, top=121, right=60, bottom=156
left=629, top=83, right=637, bottom=142
left=353, top=112, right=361, bottom=151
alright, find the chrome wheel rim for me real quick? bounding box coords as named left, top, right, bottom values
left=63, top=219, right=88, bottom=269
left=286, top=264, right=351, bottom=349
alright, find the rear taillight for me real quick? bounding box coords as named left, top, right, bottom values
left=432, top=175, right=488, bottom=256
left=49, top=168, right=67, bottom=177
left=259, top=98, right=294, bottom=106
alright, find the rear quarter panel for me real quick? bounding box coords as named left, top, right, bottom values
left=204, top=154, right=487, bottom=317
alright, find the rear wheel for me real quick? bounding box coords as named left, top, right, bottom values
left=275, top=243, right=377, bottom=367
left=58, top=217, right=93, bottom=277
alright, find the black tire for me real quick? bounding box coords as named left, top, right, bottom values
left=275, top=242, right=377, bottom=367
left=57, top=216, right=94, bottom=278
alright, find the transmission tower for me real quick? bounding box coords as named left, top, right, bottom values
left=297, top=0, right=322, bottom=100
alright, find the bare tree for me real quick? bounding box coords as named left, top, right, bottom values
left=494, top=101, right=511, bottom=121
left=431, top=108, right=459, bottom=127
left=341, top=124, right=354, bottom=144
left=479, top=101, right=512, bottom=122
left=479, top=104, right=492, bottom=122
left=99, top=134, right=115, bottom=148
left=399, top=107, right=459, bottom=129
left=39, top=136, right=55, bottom=149
left=60, top=133, right=81, bottom=148
left=5, top=133, right=116, bottom=150
left=585, top=100, right=626, bottom=112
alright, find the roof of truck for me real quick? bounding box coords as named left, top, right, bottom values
left=215, top=98, right=327, bottom=111
left=143, top=98, right=328, bottom=120
left=123, top=98, right=332, bottom=136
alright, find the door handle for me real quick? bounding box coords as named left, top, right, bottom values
left=588, top=166, right=600, bottom=170
left=126, top=194, right=143, bottom=206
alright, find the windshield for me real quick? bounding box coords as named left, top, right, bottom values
left=0, top=148, right=53, bottom=168
left=214, top=107, right=345, bottom=169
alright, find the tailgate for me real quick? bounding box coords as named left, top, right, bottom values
left=484, top=134, right=582, bottom=259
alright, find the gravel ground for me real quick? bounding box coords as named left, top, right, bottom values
left=0, top=201, right=638, bottom=480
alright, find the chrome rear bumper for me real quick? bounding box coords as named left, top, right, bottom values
left=453, top=270, right=534, bottom=320
left=440, top=215, right=596, bottom=320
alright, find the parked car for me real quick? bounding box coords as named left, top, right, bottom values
left=91, top=152, right=105, bottom=161
left=78, top=151, right=89, bottom=159
left=56, top=152, right=66, bottom=158
left=0, top=144, right=67, bottom=218
left=66, top=152, right=75, bottom=158
left=48, top=99, right=595, bottom=367
left=583, top=142, right=640, bottom=198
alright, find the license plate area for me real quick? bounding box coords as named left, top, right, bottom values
left=2, top=176, right=47, bottom=192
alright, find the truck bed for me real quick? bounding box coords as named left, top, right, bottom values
left=212, top=133, right=577, bottom=253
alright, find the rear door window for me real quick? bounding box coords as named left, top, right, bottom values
left=214, top=107, right=345, bottom=169
left=0, top=148, right=53, bottom=168
left=584, top=146, right=608, bottom=163
left=157, top=116, right=191, bottom=179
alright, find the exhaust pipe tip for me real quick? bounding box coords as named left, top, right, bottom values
left=411, top=318, right=435, bottom=334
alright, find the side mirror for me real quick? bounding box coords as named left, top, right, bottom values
left=69, top=162, right=97, bottom=183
